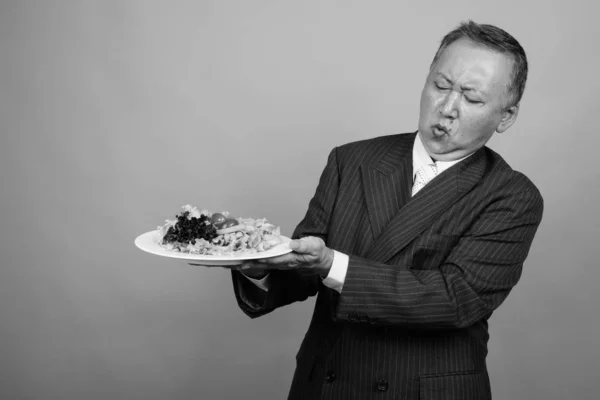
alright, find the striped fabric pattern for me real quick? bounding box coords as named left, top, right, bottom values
left=232, top=131, right=544, bottom=399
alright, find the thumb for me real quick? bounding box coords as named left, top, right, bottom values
left=289, top=237, right=319, bottom=254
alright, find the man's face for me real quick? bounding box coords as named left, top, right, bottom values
left=418, top=39, right=518, bottom=161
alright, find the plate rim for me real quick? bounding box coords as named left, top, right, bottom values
left=134, top=230, right=293, bottom=263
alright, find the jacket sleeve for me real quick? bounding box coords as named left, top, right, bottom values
left=232, top=147, right=341, bottom=318
left=333, top=174, right=544, bottom=329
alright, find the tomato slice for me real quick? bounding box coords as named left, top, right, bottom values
left=211, top=213, right=227, bottom=225
left=220, top=218, right=239, bottom=229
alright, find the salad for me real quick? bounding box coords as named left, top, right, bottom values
left=157, top=205, right=285, bottom=256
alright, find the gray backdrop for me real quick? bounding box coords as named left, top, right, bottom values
left=1, top=1, right=598, bottom=399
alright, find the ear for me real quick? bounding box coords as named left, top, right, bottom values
left=496, top=105, right=519, bottom=133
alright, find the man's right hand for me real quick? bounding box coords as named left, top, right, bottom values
left=237, top=264, right=269, bottom=280
left=187, top=263, right=269, bottom=280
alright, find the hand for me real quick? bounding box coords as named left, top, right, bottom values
left=238, top=236, right=334, bottom=278
left=235, top=264, right=269, bottom=279
left=186, top=262, right=269, bottom=279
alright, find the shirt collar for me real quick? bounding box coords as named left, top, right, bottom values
left=412, top=131, right=473, bottom=181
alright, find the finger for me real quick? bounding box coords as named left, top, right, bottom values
left=238, top=261, right=278, bottom=271
left=256, top=259, right=301, bottom=269
left=188, top=263, right=239, bottom=268
left=256, top=253, right=300, bottom=265
left=235, top=261, right=260, bottom=270
left=288, top=236, right=322, bottom=255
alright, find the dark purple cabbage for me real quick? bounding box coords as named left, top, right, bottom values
left=162, top=211, right=218, bottom=245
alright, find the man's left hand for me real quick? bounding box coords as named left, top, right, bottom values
left=238, top=236, right=334, bottom=278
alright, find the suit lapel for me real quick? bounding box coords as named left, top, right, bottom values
left=361, top=133, right=415, bottom=241
left=364, top=146, right=488, bottom=263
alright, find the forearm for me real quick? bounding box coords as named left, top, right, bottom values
left=334, top=175, right=543, bottom=329
left=232, top=269, right=320, bottom=318
left=334, top=255, right=516, bottom=329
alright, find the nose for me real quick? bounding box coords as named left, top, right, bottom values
left=439, top=91, right=459, bottom=119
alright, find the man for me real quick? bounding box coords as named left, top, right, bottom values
left=231, top=21, right=543, bottom=399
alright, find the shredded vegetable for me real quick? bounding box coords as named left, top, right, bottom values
left=157, top=205, right=284, bottom=256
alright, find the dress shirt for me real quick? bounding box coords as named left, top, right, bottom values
left=244, top=132, right=471, bottom=293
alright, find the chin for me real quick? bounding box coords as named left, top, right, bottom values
left=423, top=133, right=449, bottom=149
left=424, top=141, right=460, bottom=161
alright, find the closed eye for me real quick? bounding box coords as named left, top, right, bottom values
left=434, top=82, right=449, bottom=91
left=465, top=97, right=482, bottom=104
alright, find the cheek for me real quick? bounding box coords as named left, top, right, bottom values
left=460, top=112, right=498, bottom=142
left=419, top=89, right=436, bottom=116
left=471, top=110, right=500, bottom=131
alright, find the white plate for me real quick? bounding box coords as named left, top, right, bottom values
left=134, top=230, right=293, bottom=266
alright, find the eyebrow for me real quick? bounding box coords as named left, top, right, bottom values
left=436, top=73, right=453, bottom=83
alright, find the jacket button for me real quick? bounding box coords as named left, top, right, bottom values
left=376, top=379, right=388, bottom=391
left=325, top=371, right=336, bottom=383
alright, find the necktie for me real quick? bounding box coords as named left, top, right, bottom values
left=412, top=163, right=438, bottom=196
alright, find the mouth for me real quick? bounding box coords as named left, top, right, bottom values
left=432, top=124, right=449, bottom=136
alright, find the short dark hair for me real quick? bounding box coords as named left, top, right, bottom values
left=430, top=20, right=528, bottom=108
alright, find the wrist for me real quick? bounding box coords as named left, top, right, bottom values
left=318, top=248, right=335, bottom=279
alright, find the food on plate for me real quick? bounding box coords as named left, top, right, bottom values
left=210, top=212, right=227, bottom=225
left=157, top=205, right=285, bottom=256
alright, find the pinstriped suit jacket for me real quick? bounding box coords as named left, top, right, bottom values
left=232, top=132, right=543, bottom=400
